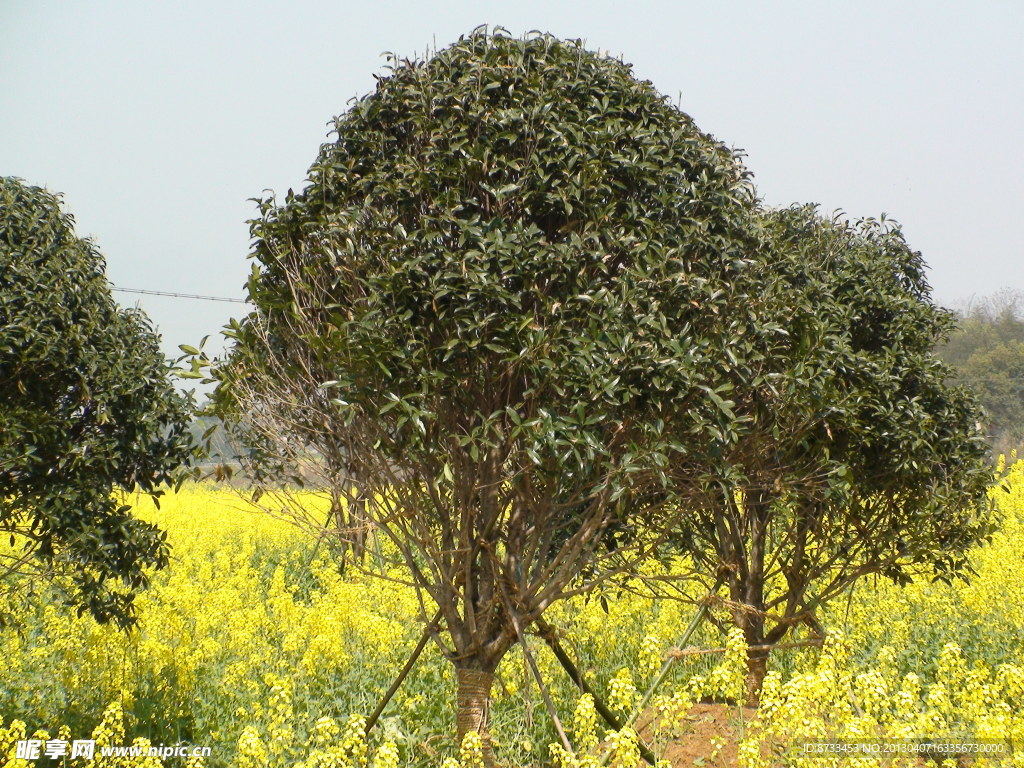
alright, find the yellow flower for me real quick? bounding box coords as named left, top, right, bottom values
left=607, top=668, right=637, bottom=712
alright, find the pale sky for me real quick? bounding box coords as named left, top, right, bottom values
left=3, top=1, right=1022, bottom=369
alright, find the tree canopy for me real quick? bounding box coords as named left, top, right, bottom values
left=205, top=27, right=999, bottom=747
left=673, top=205, right=993, bottom=699
left=212, top=28, right=768, bottom=757
left=0, top=177, right=195, bottom=628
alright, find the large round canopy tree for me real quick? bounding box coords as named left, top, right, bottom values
left=213, top=29, right=766, bottom=759
left=0, top=177, right=195, bottom=629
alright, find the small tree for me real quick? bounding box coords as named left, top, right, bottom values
left=677, top=205, right=992, bottom=701
left=213, top=29, right=765, bottom=757
left=0, top=177, right=195, bottom=628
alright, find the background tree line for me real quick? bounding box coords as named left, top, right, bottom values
left=938, top=289, right=1024, bottom=456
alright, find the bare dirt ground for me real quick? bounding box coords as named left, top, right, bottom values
left=638, top=702, right=759, bottom=768
left=635, top=705, right=951, bottom=768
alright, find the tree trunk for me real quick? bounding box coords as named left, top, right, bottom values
left=455, top=668, right=496, bottom=767
left=744, top=645, right=769, bottom=706
left=738, top=487, right=770, bottom=706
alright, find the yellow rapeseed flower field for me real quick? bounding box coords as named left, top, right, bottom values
left=3, top=461, right=1024, bottom=767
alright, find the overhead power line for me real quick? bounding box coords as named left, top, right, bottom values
left=112, top=286, right=249, bottom=304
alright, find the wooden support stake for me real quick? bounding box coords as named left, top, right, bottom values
left=535, top=617, right=657, bottom=766
left=364, top=608, right=442, bottom=734
left=599, top=575, right=725, bottom=767
left=520, top=632, right=575, bottom=757
left=500, top=586, right=574, bottom=756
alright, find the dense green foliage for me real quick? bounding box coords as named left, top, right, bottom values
left=750, top=206, right=991, bottom=582
left=213, top=28, right=769, bottom=745
left=207, top=27, right=996, bottom=725
left=0, top=177, right=194, bottom=628
left=230, top=30, right=763, bottom=475
left=671, top=205, right=992, bottom=695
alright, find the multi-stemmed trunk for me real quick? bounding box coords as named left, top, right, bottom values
left=434, top=554, right=516, bottom=768
left=721, top=487, right=771, bottom=705
left=722, top=491, right=818, bottom=705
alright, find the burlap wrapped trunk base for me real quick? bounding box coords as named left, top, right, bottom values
left=455, top=668, right=496, bottom=767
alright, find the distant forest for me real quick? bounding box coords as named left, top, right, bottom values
left=939, top=290, right=1024, bottom=456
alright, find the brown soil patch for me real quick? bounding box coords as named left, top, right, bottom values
left=634, top=706, right=961, bottom=768
left=637, top=702, right=760, bottom=768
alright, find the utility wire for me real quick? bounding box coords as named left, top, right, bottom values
left=106, top=287, right=1024, bottom=386
left=112, top=286, right=249, bottom=304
